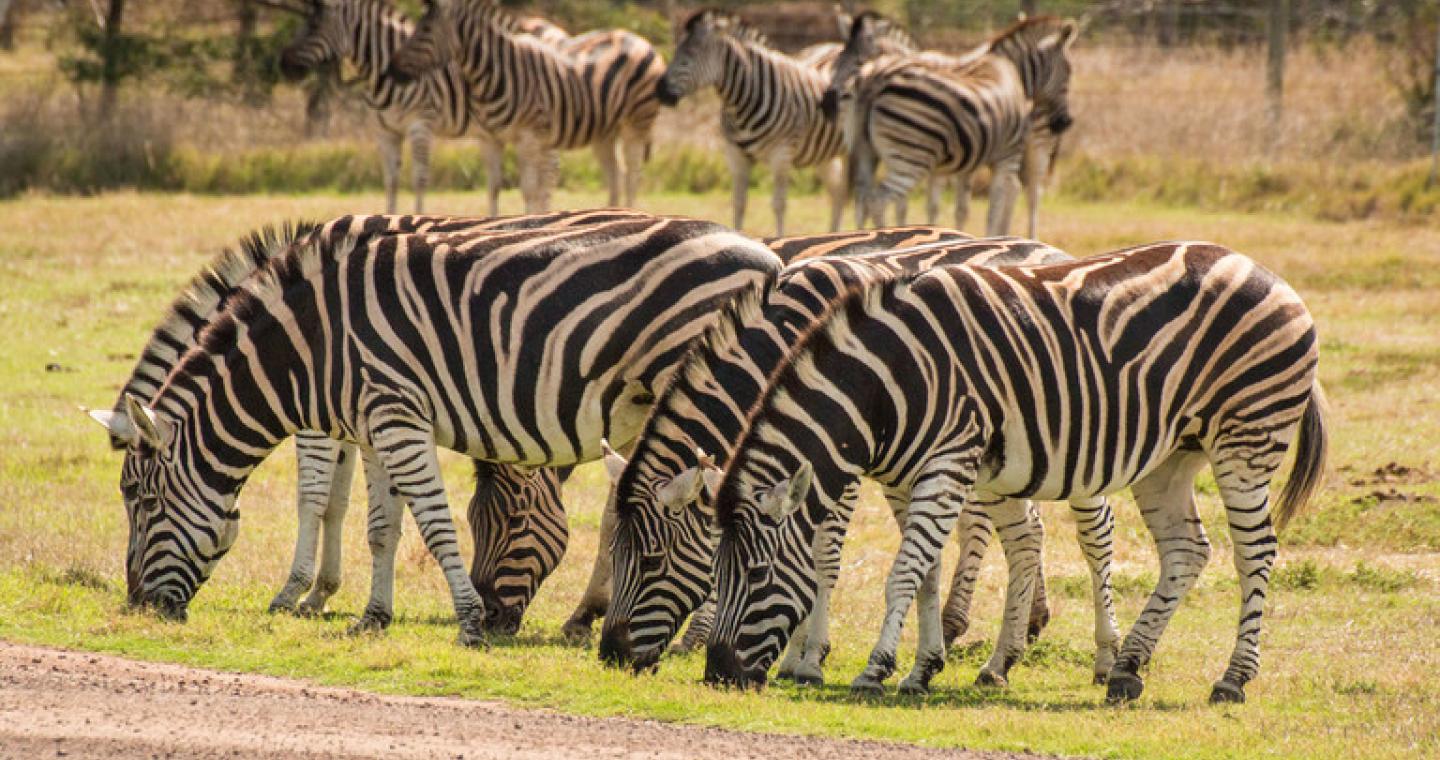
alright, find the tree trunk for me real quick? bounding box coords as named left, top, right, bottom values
left=233, top=0, right=260, bottom=103
left=97, top=0, right=127, bottom=123
left=1429, top=22, right=1440, bottom=188
left=1266, top=0, right=1288, bottom=155
left=1157, top=0, right=1180, bottom=47
left=0, top=0, right=16, bottom=51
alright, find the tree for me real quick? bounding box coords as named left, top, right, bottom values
left=1266, top=0, right=1288, bottom=154
left=1, top=0, right=19, bottom=51
left=97, top=0, right=128, bottom=122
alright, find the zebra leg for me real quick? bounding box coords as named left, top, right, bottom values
left=671, top=593, right=715, bottom=654
left=1020, top=138, right=1049, bottom=239
left=953, top=172, right=973, bottom=231
left=516, top=136, right=555, bottom=213
left=620, top=130, right=648, bottom=208
left=593, top=137, right=622, bottom=207
left=1027, top=510, right=1052, bottom=642
left=975, top=497, right=1044, bottom=688
left=984, top=155, right=1022, bottom=236
left=769, top=155, right=791, bottom=237
left=268, top=433, right=344, bottom=614
left=898, top=563, right=946, bottom=695
left=1068, top=495, right=1120, bottom=684
left=791, top=488, right=858, bottom=685
left=377, top=127, right=402, bottom=215
left=820, top=157, right=846, bottom=233
left=940, top=501, right=991, bottom=647
left=774, top=610, right=812, bottom=681
left=1208, top=445, right=1288, bottom=705
left=351, top=447, right=403, bottom=634
left=1106, top=450, right=1210, bottom=703
left=724, top=143, right=751, bottom=231
left=925, top=175, right=942, bottom=226
left=561, top=490, right=620, bottom=641
left=368, top=418, right=487, bottom=647
left=480, top=133, right=504, bottom=217
left=850, top=471, right=969, bottom=696
left=408, top=120, right=433, bottom=214
left=297, top=440, right=359, bottom=616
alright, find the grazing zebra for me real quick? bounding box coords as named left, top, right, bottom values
left=821, top=11, right=1064, bottom=237
left=89, top=215, right=782, bottom=645
left=385, top=0, right=664, bottom=213
left=278, top=0, right=569, bottom=215
left=656, top=10, right=847, bottom=236
left=704, top=243, right=1327, bottom=703
left=87, top=210, right=648, bottom=632
left=597, top=231, right=1121, bottom=693
left=845, top=16, right=1077, bottom=233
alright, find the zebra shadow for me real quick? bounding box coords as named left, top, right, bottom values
left=759, top=681, right=1194, bottom=712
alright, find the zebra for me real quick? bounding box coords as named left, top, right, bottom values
left=844, top=16, right=1077, bottom=233
left=596, top=232, right=1119, bottom=694
left=385, top=0, right=665, bottom=213
left=655, top=9, right=848, bottom=237
left=277, top=0, right=570, bottom=215
left=86, top=210, right=651, bottom=634
left=821, top=11, right=1064, bottom=238
left=89, top=215, right=783, bottom=645
left=704, top=242, right=1327, bottom=703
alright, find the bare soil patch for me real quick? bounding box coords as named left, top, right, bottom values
left=0, top=641, right=1055, bottom=760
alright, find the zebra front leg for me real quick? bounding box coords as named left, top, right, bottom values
left=298, top=439, right=359, bottom=616
left=1027, top=506, right=1052, bottom=642
left=1068, top=495, right=1120, bottom=684
left=820, top=157, right=846, bottom=232
left=671, top=594, right=715, bottom=654
left=724, top=143, right=751, bottom=231
left=769, top=155, right=792, bottom=237
left=516, top=136, right=555, bottom=213
left=791, top=488, right=857, bottom=685
left=350, top=447, right=403, bottom=634
left=1106, top=451, right=1210, bottom=703
left=925, top=175, right=942, bottom=225
left=620, top=130, right=649, bottom=207
left=593, top=137, right=622, bottom=207
left=940, top=501, right=992, bottom=647
left=408, top=120, right=433, bottom=213
left=561, top=490, right=620, bottom=641
left=850, top=472, right=968, bottom=696
left=975, top=497, right=1044, bottom=688
left=953, top=172, right=973, bottom=232
left=1209, top=447, right=1288, bottom=704
left=879, top=487, right=948, bottom=695
left=1020, top=135, right=1052, bottom=239
left=984, top=155, right=1022, bottom=236
left=480, top=133, right=504, bottom=217
left=773, top=610, right=812, bottom=682
left=376, top=127, right=403, bottom=215
left=369, top=419, right=487, bottom=647
left=268, top=433, right=345, bottom=614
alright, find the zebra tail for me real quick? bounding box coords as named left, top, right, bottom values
left=1273, top=381, right=1329, bottom=533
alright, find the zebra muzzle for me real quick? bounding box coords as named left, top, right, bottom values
left=703, top=643, right=766, bottom=690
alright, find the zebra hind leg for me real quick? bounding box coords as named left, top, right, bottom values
left=974, top=497, right=1043, bottom=688
left=1106, top=450, right=1210, bottom=703
left=1067, top=495, right=1120, bottom=684
left=897, top=563, right=946, bottom=695
left=593, top=137, right=622, bottom=207
left=377, top=127, right=402, bottom=215
left=940, top=502, right=992, bottom=647
left=297, top=440, right=359, bottom=616
left=268, top=433, right=344, bottom=614
left=562, top=490, right=620, bottom=641
left=350, top=447, right=403, bottom=635
left=407, top=120, right=432, bottom=214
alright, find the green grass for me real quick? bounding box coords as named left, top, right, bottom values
left=1, top=189, right=1438, bottom=759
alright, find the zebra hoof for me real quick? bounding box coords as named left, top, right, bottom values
left=849, top=676, right=885, bottom=697
left=294, top=599, right=327, bottom=618
left=1106, top=670, right=1145, bottom=704
left=346, top=614, right=390, bottom=637
left=774, top=668, right=795, bottom=682
left=1026, top=607, right=1051, bottom=643
left=1209, top=680, right=1246, bottom=705
left=1093, top=670, right=1110, bottom=686
left=266, top=599, right=295, bottom=615
left=792, top=671, right=824, bottom=688
left=974, top=669, right=1009, bottom=689
left=897, top=678, right=930, bottom=696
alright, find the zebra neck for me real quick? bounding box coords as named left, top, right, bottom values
left=346, top=5, right=408, bottom=93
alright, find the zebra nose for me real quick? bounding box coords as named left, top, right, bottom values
left=704, top=642, right=757, bottom=688
left=654, top=79, right=680, bottom=107
left=1049, top=112, right=1074, bottom=134
left=278, top=56, right=309, bottom=82
left=599, top=619, right=634, bottom=667
left=820, top=89, right=840, bottom=120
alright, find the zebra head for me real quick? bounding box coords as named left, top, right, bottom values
left=656, top=9, right=761, bottom=106
left=387, top=0, right=460, bottom=84
left=822, top=11, right=914, bottom=120
left=598, top=443, right=722, bottom=672
left=91, top=395, right=240, bottom=622
left=280, top=0, right=347, bottom=80
left=990, top=16, right=1080, bottom=135
left=704, top=458, right=817, bottom=690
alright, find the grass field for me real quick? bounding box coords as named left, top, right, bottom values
left=1, top=189, right=1438, bottom=759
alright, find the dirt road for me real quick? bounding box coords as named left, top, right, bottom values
left=0, top=641, right=1053, bottom=759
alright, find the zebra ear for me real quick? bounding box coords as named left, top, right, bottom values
left=1056, top=20, right=1080, bottom=50
left=123, top=393, right=171, bottom=450
left=697, top=447, right=723, bottom=501
left=87, top=407, right=137, bottom=448
left=656, top=449, right=717, bottom=515
left=834, top=4, right=853, bottom=39
left=601, top=438, right=628, bottom=482
left=757, top=462, right=813, bottom=521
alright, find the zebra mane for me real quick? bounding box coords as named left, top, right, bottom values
left=116, top=221, right=319, bottom=411
left=715, top=270, right=920, bottom=527
left=155, top=227, right=342, bottom=409
left=987, top=14, right=1072, bottom=50
left=847, top=10, right=917, bottom=51
left=660, top=271, right=779, bottom=412
left=684, top=7, right=770, bottom=47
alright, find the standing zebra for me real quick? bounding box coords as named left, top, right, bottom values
left=704, top=243, right=1327, bottom=703
left=822, top=11, right=1064, bottom=237
left=656, top=10, right=848, bottom=236
left=597, top=232, right=1119, bottom=694
left=91, top=216, right=782, bottom=644
left=278, top=0, right=569, bottom=215
left=89, top=210, right=639, bottom=629
left=386, top=0, right=665, bottom=213
left=845, top=16, right=1077, bottom=233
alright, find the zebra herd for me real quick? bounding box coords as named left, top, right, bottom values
left=85, top=1, right=1330, bottom=711
left=270, top=0, right=1072, bottom=239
